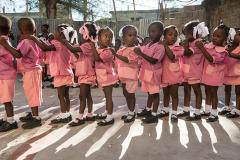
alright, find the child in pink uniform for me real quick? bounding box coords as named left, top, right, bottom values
left=134, top=21, right=165, bottom=123
left=196, top=25, right=229, bottom=122
left=61, top=23, right=98, bottom=127
left=222, top=29, right=240, bottom=118
left=161, top=25, right=184, bottom=122
left=180, top=20, right=206, bottom=119
left=114, top=25, right=139, bottom=123
left=92, top=27, right=118, bottom=126
left=16, top=18, right=43, bottom=129
left=0, top=15, right=22, bottom=132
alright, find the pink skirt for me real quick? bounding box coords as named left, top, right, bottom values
left=22, top=68, right=42, bottom=107
left=141, top=81, right=160, bottom=94
left=78, top=75, right=96, bottom=85
left=121, top=79, right=138, bottom=93
left=0, top=80, right=15, bottom=103
left=224, top=76, right=240, bottom=85
left=54, top=75, right=74, bottom=88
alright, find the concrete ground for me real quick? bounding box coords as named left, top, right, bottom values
left=0, top=81, right=240, bottom=160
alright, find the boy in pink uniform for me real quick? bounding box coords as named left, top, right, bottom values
left=16, top=18, right=43, bottom=129
left=134, top=21, right=165, bottom=123
left=161, top=25, right=184, bottom=122
left=92, top=27, right=118, bottom=125
left=222, top=29, right=240, bottom=118
left=180, top=21, right=207, bottom=119
left=196, top=25, right=229, bottom=122
left=0, top=15, right=22, bottom=132
left=61, top=23, right=98, bottom=127
left=114, top=25, right=140, bottom=123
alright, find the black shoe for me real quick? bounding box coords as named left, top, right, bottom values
left=200, top=111, right=211, bottom=116
left=226, top=112, right=240, bottom=119
left=69, top=118, right=85, bottom=127
left=97, top=118, right=114, bottom=126
left=51, top=115, right=72, bottom=124
left=96, top=114, right=107, bottom=120
left=123, top=113, right=136, bottom=123
left=0, top=121, right=18, bottom=132
left=0, top=119, right=4, bottom=126
left=186, top=114, right=201, bottom=121
left=121, top=114, right=128, bottom=120
left=84, top=115, right=96, bottom=121
left=219, top=108, right=231, bottom=115
left=22, top=118, right=42, bottom=129
left=19, top=112, right=33, bottom=122
left=158, top=111, right=169, bottom=118
left=142, top=114, right=158, bottom=124
left=171, top=114, right=178, bottom=122
left=177, top=111, right=190, bottom=117
left=137, top=108, right=151, bottom=117
left=206, top=115, right=219, bottom=122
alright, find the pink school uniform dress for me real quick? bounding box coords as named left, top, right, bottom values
left=139, top=42, right=165, bottom=94
left=0, top=36, right=17, bottom=103
left=49, top=40, right=74, bottom=87
left=17, top=39, right=42, bottom=107
left=224, top=46, right=240, bottom=85
left=95, top=48, right=118, bottom=88
left=162, top=44, right=184, bottom=86
left=182, top=39, right=204, bottom=84
left=116, top=47, right=140, bottom=93
left=201, top=43, right=227, bottom=86
left=75, top=42, right=96, bottom=85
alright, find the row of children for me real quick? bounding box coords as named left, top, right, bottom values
left=0, top=14, right=240, bottom=133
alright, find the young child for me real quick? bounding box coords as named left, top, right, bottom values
left=222, top=28, right=240, bottom=118
left=161, top=25, right=184, bottom=122
left=16, top=17, right=43, bottom=129
left=180, top=21, right=208, bottom=119
left=134, top=21, right=165, bottom=123
left=61, top=23, right=98, bottom=127
left=113, top=25, right=139, bottom=123
left=0, top=15, right=22, bottom=132
left=91, top=27, right=118, bottom=125
left=196, top=24, right=229, bottom=122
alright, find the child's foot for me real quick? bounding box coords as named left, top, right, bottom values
left=171, top=114, right=178, bottom=122
left=218, top=106, right=231, bottom=115
left=123, top=113, right=136, bottom=123
left=137, top=108, right=151, bottom=117
left=85, top=115, right=96, bottom=121
left=19, top=112, right=33, bottom=122
left=97, top=118, right=114, bottom=126
left=177, top=111, right=190, bottom=117
left=142, top=114, right=158, bottom=124
left=186, top=114, right=201, bottom=121
left=225, top=109, right=240, bottom=118
left=51, top=115, right=72, bottom=124
left=200, top=111, right=211, bottom=116
left=158, top=111, right=169, bottom=118
left=22, top=118, right=42, bottom=129
left=96, top=114, right=107, bottom=120
left=206, top=115, right=218, bottom=122
left=0, top=121, right=18, bottom=132
left=69, top=118, right=85, bottom=127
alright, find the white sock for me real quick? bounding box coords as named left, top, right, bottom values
left=233, top=109, right=240, bottom=115
left=152, top=112, right=157, bottom=116
left=33, top=116, right=40, bottom=120
left=87, top=112, right=93, bottom=117
left=105, top=114, right=113, bottom=121
left=6, top=117, right=15, bottom=124
left=146, top=107, right=151, bottom=111
left=3, top=112, right=7, bottom=121
left=195, top=109, right=200, bottom=115
left=162, top=107, right=169, bottom=113
left=78, top=114, right=84, bottom=120
left=172, top=110, right=177, bottom=115
left=205, top=104, right=211, bottom=113
left=102, top=111, right=108, bottom=116
left=211, top=109, right=218, bottom=116
left=223, top=106, right=231, bottom=110
left=128, top=111, right=135, bottom=115
left=184, top=106, right=189, bottom=112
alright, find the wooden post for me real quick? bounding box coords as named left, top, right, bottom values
left=112, top=0, right=118, bottom=37
left=133, top=0, right=136, bottom=21
left=26, top=0, right=29, bottom=16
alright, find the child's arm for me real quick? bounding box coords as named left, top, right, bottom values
left=0, top=37, right=22, bottom=58
left=111, top=49, right=129, bottom=63
left=226, top=46, right=240, bottom=60
left=21, top=35, right=55, bottom=51
left=182, top=40, right=193, bottom=57
left=134, top=47, right=157, bottom=64
left=90, top=42, right=102, bottom=62
left=162, top=41, right=175, bottom=61
left=195, top=41, right=213, bottom=62
left=61, top=39, right=82, bottom=53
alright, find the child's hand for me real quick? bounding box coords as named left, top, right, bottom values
left=133, top=47, right=141, bottom=55
left=195, top=40, right=204, bottom=49
left=110, top=48, right=116, bottom=55
left=0, top=37, right=6, bottom=45
left=90, top=42, right=96, bottom=48
left=181, top=40, right=189, bottom=49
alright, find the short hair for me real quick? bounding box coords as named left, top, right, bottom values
left=164, top=25, right=178, bottom=36
left=0, top=15, right=11, bottom=35
left=18, top=17, right=36, bottom=34
left=120, top=25, right=138, bottom=38
left=215, top=24, right=230, bottom=38
left=183, top=20, right=200, bottom=34
left=42, top=24, right=49, bottom=30
left=84, top=22, right=98, bottom=40
left=149, top=21, right=164, bottom=32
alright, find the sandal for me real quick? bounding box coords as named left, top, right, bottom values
left=123, top=113, right=136, bottom=123
left=226, top=109, right=240, bottom=118
left=68, top=118, right=85, bottom=127
left=206, top=114, right=218, bottom=122
left=171, top=114, right=178, bottom=122
left=97, top=118, right=114, bottom=126
left=158, top=110, right=169, bottom=118
left=219, top=106, right=231, bottom=115
left=96, top=114, right=107, bottom=120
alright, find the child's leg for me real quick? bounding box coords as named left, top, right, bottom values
left=163, top=86, right=170, bottom=110
left=204, top=85, right=212, bottom=115
left=169, top=84, right=179, bottom=112
left=103, top=85, right=113, bottom=115
left=183, top=82, right=191, bottom=112
left=147, top=93, right=153, bottom=109
left=64, top=86, right=70, bottom=112
left=122, top=84, right=131, bottom=109
left=191, top=83, right=202, bottom=110
left=151, top=93, right=160, bottom=114
left=57, top=86, right=67, bottom=113
left=86, top=85, right=93, bottom=114
left=224, top=85, right=232, bottom=107
left=211, top=86, right=219, bottom=110
left=4, top=102, right=14, bottom=118
left=142, top=93, right=159, bottom=123
left=236, top=85, right=240, bottom=111
left=79, top=84, right=88, bottom=116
